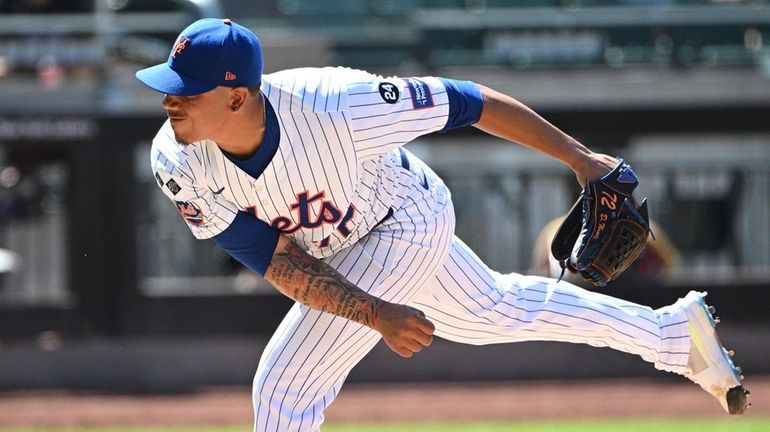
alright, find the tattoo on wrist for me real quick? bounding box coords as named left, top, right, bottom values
left=266, top=242, right=382, bottom=327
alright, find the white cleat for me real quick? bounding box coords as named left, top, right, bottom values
left=680, top=291, right=749, bottom=415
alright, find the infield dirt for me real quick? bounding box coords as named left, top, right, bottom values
left=0, top=377, right=766, bottom=427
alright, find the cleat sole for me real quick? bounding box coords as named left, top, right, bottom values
left=727, top=386, right=749, bottom=415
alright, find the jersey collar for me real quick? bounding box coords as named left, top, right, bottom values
left=221, top=93, right=279, bottom=179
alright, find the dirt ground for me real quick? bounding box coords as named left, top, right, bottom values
left=0, top=377, right=766, bottom=427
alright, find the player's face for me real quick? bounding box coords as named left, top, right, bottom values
left=162, top=87, right=232, bottom=144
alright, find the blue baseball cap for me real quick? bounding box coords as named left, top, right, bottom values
left=136, top=18, right=263, bottom=96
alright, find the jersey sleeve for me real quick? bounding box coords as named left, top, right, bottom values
left=212, top=211, right=280, bottom=276
left=150, top=124, right=239, bottom=239
left=346, top=72, right=451, bottom=159
left=438, top=78, right=484, bottom=132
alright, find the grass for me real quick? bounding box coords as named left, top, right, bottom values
left=325, top=419, right=770, bottom=432
left=3, top=419, right=770, bottom=432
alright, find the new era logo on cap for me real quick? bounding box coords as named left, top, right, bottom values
left=135, top=18, right=263, bottom=96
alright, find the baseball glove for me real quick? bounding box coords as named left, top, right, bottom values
left=551, top=159, right=651, bottom=287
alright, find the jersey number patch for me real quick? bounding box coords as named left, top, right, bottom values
left=378, top=82, right=400, bottom=104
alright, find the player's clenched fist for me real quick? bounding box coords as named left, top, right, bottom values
left=373, top=302, right=435, bottom=358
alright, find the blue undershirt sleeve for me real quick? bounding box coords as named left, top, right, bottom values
left=438, top=78, right=484, bottom=133
left=212, top=211, right=280, bottom=276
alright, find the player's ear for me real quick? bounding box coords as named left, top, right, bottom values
left=229, top=87, right=249, bottom=112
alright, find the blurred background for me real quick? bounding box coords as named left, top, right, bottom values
left=0, top=0, right=769, bottom=394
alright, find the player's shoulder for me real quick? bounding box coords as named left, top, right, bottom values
left=149, top=120, right=200, bottom=177
left=263, top=66, right=371, bottom=87
left=341, top=71, right=448, bottom=112
left=262, top=67, right=383, bottom=113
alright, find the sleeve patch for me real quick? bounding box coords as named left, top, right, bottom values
left=175, top=200, right=204, bottom=226
left=405, top=78, right=435, bottom=110
left=166, top=178, right=182, bottom=195
left=378, top=82, right=400, bottom=104
left=154, top=171, right=164, bottom=187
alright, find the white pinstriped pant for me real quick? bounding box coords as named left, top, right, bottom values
left=252, top=156, right=692, bottom=432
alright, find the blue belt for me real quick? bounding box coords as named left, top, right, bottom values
left=398, top=147, right=410, bottom=170
left=374, top=148, right=409, bottom=228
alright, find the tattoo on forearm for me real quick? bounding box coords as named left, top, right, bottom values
left=265, top=242, right=382, bottom=327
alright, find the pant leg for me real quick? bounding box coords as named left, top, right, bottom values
left=253, top=187, right=455, bottom=431
left=410, top=236, right=692, bottom=375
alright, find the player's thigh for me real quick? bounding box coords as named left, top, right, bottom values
left=409, top=235, right=517, bottom=326
left=328, top=201, right=456, bottom=303
left=253, top=301, right=380, bottom=396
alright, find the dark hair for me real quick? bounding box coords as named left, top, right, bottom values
left=248, top=84, right=261, bottom=97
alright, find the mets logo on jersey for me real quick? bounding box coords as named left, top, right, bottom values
left=269, top=191, right=353, bottom=233
left=171, top=36, right=190, bottom=59
left=252, top=191, right=355, bottom=246
left=175, top=200, right=204, bottom=226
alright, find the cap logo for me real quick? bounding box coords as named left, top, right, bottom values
left=224, top=71, right=237, bottom=81
left=171, top=36, right=190, bottom=59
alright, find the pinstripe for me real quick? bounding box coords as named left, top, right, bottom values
left=263, top=161, right=284, bottom=219
left=286, top=80, right=324, bottom=200
left=407, top=236, right=689, bottom=371
left=290, top=320, right=356, bottom=420
left=188, top=150, right=207, bottom=192
left=323, top=112, right=355, bottom=188
left=442, top=264, right=650, bottom=344
left=307, top=112, right=350, bottom=199
left=202, top=143, right=223, bottom=191
left=220, top=160, right=247, bottom=209
left=334, top=87, right=341, bottom=114
left=347, top=89, right=380, bottom=96
left=225, top=157, right=252, bottom=207
left=356, top=128, right=444, bottom=144
left=295, top=329, right=379, bottom=423
left=292, top=231, right=448, bottom=430
left=445, top=237, right=660, bottom=327
left=297, top=112, right=339, bottom=206
left=350, top=103, right=449, bottom=121
left=274, top=226, right=394, bottom=427
left=274, top=312, right=338, bottom=432
left=511, top=282, right=660, bottom=325
left=352, top=115, right=447, bottom=133
left=443, top=249, right=661, bottom=338
left=275, top=97, right=318, bottom=203
left=410, top=300, right=684, bottom=359
left=147, top=67, right=694, bottom=431
left=255, top=305, right=320, bottom=429
left=191, top=147, right=203, bottom=167
left=284, top=237, right=400, bottom=422
left=270, top=75, right=308, bottom=214
left=385, top=198, right=449, bottom=303
left=253, top=164, right=455, bottom=431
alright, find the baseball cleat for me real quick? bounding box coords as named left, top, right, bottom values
left=680, top=291, right=749, bottom=415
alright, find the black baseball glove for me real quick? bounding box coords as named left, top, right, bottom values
left=551, top=158, right=651, bottom=287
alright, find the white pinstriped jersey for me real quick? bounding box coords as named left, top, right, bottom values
left=151, top=67, right=450, bottom=258
left=137, top=20, right=714, bottom=432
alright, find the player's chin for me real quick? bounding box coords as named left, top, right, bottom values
left=169, top=124, right=193, bottom=145
left=173, top=134, right=192, bottom=145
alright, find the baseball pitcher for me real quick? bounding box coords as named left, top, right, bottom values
left=136, top=18, right=749, bottom=431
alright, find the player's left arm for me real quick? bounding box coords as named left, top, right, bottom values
left=472, top=85, right=616, bottom=184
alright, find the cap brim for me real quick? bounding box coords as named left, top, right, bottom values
left=135, top=63, right=216, bottom=96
